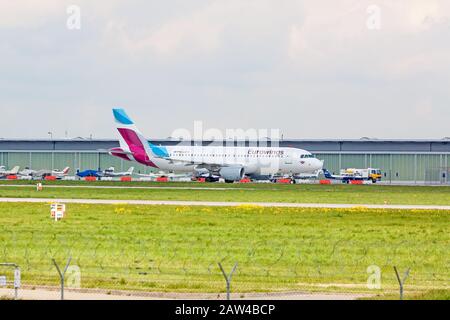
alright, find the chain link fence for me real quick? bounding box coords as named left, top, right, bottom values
left=1, top=234, right=448, bottom=300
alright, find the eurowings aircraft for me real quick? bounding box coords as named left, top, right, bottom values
left=109, top=108, right=323, bottom=182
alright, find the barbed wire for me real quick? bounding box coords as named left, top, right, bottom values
left=1, top=228, right=448, bottom=296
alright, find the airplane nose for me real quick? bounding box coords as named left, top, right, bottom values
left=315, top=159, right=324, bottom=170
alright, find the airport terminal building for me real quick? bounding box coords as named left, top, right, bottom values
left=0, top=138, right=449, bottom=184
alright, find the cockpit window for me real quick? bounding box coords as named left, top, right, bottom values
left=300, top=154, right=315, bottom=159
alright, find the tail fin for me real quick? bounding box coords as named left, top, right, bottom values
left=322, top=169, right=333, bottom=179
left=11, top=166, right=20, bottom=174
left=62, top=167, right=70, bottom=174
left=113, top=108, right=146, bottom=149
left=127, top=167, right=135, bottom=174
left=112, top=108, right=158, bottom=167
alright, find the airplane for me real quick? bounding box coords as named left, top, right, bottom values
left=107, top=108, right=324, bottom=183
left=18, top=168, right=35, bottom=177
left=0, top=166, right=20, bottom=178
left=53, top=167, right=71, bottom=177
left=76, top=167, right=134, bottom=179
left=19, top=167, right=70, bottom=179
left=102, top=167, right=134, bottom=177
left=76, top=169, right=101, bottom=178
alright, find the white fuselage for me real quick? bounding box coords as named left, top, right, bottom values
left=148, top=145, right=323, bottom=176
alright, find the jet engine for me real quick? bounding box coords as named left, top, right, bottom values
left=219, top=166, right=245, bottom=182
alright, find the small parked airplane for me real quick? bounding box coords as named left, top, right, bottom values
left=102, top=167, right=134, bottom=177
left=76, top=169, right=101, bottom=178
left=76, top=167, right=134, bottom=178
left=0, top=166, right=20, bottom=178
left=19, top=167, right=70, bottom=179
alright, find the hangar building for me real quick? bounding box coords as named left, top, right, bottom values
left=0, top=138, right=449, bottom=184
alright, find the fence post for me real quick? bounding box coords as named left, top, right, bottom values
left=13, top=266, right=20, bottom=300
left=0, top=263, right=20, bottom=300
left=218, top=262, right=238, bottom=300
left=52, top=256, right=72, bottom=300
left=393, top=266, right=410, bottom=300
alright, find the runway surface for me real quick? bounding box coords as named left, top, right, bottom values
left=0, top=197, right=449, bottom=210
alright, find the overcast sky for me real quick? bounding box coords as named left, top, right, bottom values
left=1, top=0, right=449, bottom=140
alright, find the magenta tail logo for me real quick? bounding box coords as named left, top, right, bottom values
left=117, top=128, right=158, bottom=168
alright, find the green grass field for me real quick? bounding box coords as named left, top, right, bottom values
left=0, top=202, right=448, bottom=296
left=0, top=181, right=449, bottom=205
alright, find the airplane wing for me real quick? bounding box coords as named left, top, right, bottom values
left=33, top=170, right=51, bottom=177
left=136, top=173, right=157, bottom=178
left=154, top=155, right=236, bottom=173
left=194, top=163, right=224, bottom=173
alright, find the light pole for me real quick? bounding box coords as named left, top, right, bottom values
left=48, top=132, right=53, bottom=140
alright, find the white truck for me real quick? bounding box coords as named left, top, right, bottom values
left=339, top=168, right=382, bottom=183
left=323, top=168, right=382, bottom=183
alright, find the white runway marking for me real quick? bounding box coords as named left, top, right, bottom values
left=0, top=198, right=449, bottom=210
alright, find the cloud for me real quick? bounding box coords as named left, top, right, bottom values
left=100, top=0, right=304, bottom=60
left=288, top=2, right=450, bottom=54
left=0, top=0, right=62, bottom=28
left=414, top=101, right=433, bottom=118
left=0, top=1, right=449, bottom=139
